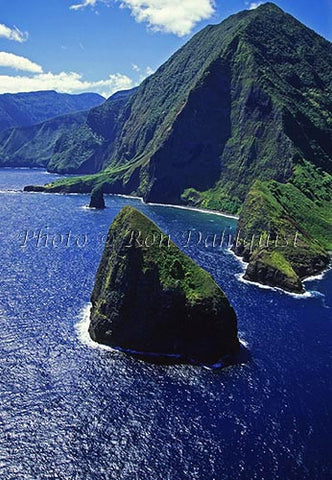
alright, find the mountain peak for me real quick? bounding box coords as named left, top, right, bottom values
left=254, top=2, right=283, bottom=11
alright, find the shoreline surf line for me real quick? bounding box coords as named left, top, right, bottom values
left=235, top=272, right=324, bottom=299
left=112, top=193, right=239, bottom=220
left=23, top=188, right=239, bottom=221
left=303, top=264, right=332, bottom=283
left=75, top=304, right=246, bottom=369
left=228, top=247, right=326, bottom=299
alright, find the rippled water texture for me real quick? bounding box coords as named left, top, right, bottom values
left=0, top=169, right=331, bottom=480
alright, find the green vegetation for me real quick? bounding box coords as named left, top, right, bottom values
left=89, top=206, right=239, bottom=364
left=0, top=90, right=132, bottom=170
left=29, top=4, right=331, bottom=205
left=182, top=186, right=242, bottom=215
left=114, top=207, right=223, bottom=303
left=234, top=176, right=331, bottom=292
left=0, top=90, right=104, bottom=133
left=263, top=251, right=298, bottom=279
left=0, top=110, right=89, bottom=169
left=23, top=4, right=331, bottom=291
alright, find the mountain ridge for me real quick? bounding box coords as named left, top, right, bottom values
left=0, top=90, right=105, bottom=133
left=0, top=89, right=136, bottom=170
left=23, top=2, right=332, bottom=292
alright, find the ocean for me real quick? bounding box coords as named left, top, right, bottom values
left=0, top=169, right=331, bottom=480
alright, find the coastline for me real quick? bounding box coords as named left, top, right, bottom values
left=228, top=247, right=329, bottom=299
left=23, top=184, right=240, bottom=220
left=76, top=304, right=246, bottom=369
left=104, top=193, right=239, bottom=219
left=18, top=169, right=330, bottom=295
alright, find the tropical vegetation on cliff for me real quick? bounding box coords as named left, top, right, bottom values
left=23, top=3, right=331, bottom=292
left=89, top=206, right=239, bottom=364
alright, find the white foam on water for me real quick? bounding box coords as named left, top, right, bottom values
left=0, top=189, right=21, bottom=194
left=75, top=304, right=115, bottom=352
left=75, top=305, right=182, bottom=359
left=236, top=272, right=277, bottom=291
left=235, top=272, right=322, bottom=299
left=239, top=337, right=249, bottom=348
left=80, top=205, right=104, bottom=211
left=111, top=193, right=239, bottom=219
left=227, top=247, right=248, bottom=270
left=146, top=201, right=239, bottom=219
left=112, top=193, right=144, bottom=202
left=303, top=265, right=332, bottom=283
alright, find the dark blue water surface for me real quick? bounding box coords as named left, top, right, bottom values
left=0, top=169, right=331, bottom=480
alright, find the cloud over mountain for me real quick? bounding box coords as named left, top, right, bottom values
left=70, top=0, right=215, bottom=36
left=0, top=70, right=133, bottom=97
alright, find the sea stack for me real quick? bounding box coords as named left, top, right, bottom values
left=89, top=185, right=105, bottom=209
left=89, top=206, right=239, bottom=365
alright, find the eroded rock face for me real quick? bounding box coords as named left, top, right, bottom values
left=89, top=206, right=239, bottom=365
left=233, top=180, right=330, bottom=293
left=89, top=186, right=105, bottom=209
left=243, top=251, right=304, bottom=293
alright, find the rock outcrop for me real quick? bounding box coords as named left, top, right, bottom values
left=89, top=185, right=105, bottom=209
left=233, top=180, right=330, bottom=293
left=89, top=206, right=239, bottom=365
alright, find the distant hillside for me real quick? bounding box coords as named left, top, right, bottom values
left=47, top=88, right=137, bottom=173
left=0, top=110, right=88, bottom=168
left=0, top=90, right=105, bottom=132
left=0, top=89, right=135, bottom=169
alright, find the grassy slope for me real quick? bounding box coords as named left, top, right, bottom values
left=99, top=206, right=225, bottom=304
left=234, top=164, right=331, bottom=291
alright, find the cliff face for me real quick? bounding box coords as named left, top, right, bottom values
left=233, top=179, right=331, bottom=292
left=47, top=88, right=137, bottom=174
left=33, top=4, right=331, bottom=208
left=24, top=3, right=332, bottom=292
left=89, top=206, right=239, bottom=365
left=0, top=110, right=88, bottom=169
left=0, top=89, right=135, bottom=171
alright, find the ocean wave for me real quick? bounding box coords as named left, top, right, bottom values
left=235, top=272, right=323, bottom=299
left=75, top=304, right=115, bottom=352
left=303, top=265, right=332, bottom=283
left=226, top=247, right=248, bottom=270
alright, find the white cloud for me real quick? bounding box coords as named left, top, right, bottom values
left=122, top=0, right=215, bottom=36
left=139, top=65, right=154, bottom=81
left=0, top=23, right=28, bottom=42
left=70, top=0, right=98, bottom=10
left=131, top=63, right=155, bottom=81
left=70, top=0, right=215, bottom=36
left=0, top=52, right=43, bottom=73
left=145, top=66, right=154, bottom=76
left=248, top=2, right=263, bottom=10
left=0, top=71, right=134, bottom=97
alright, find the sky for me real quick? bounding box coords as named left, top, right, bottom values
left=0, top=0, right=331, bottom=98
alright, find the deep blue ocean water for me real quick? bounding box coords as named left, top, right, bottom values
left=0, top=169, right=331, bottom=480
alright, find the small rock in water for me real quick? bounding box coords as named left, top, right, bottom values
left=89, top=185, right=105, bottom=209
